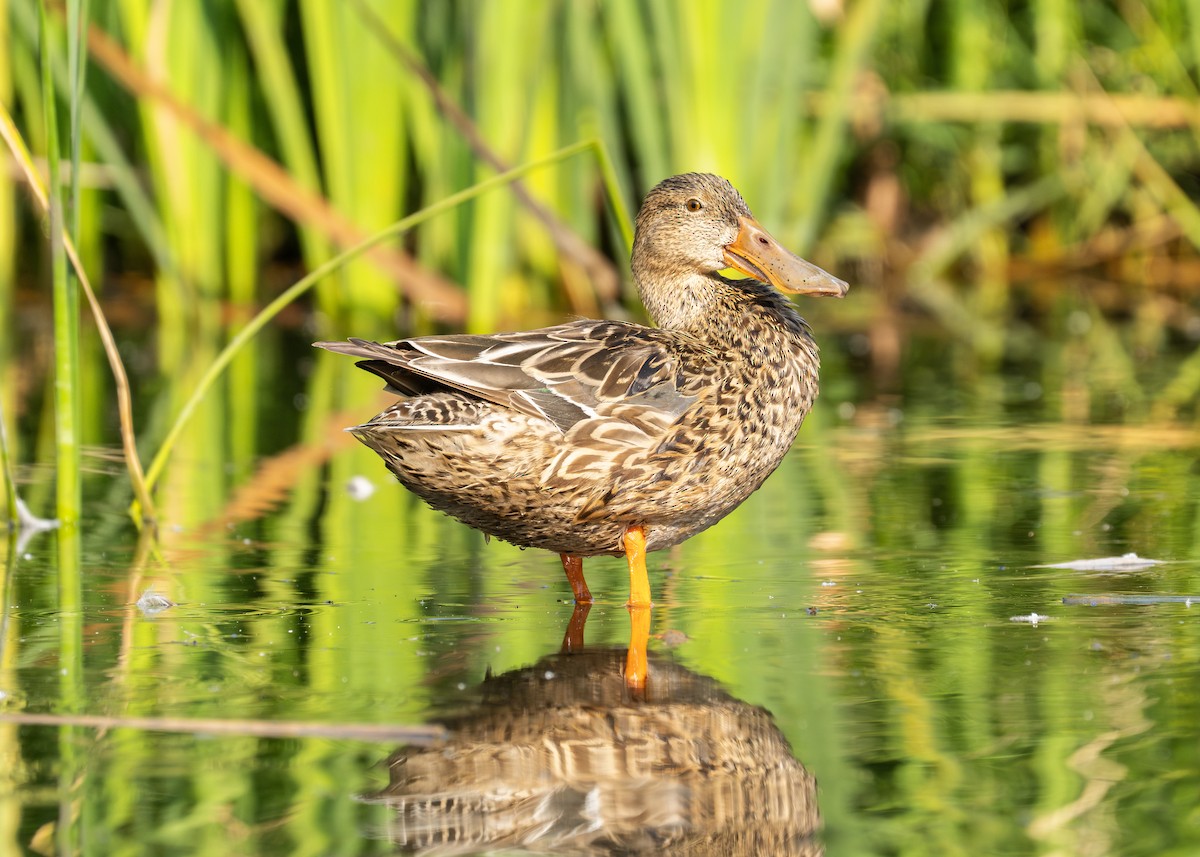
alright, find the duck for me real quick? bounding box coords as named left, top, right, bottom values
left=317, top=173, right=847, bottom=685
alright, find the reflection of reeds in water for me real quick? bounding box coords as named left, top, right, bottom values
left=367, top=650, right=820, bottom=856
left=8, top=2, right=1200, bottom=533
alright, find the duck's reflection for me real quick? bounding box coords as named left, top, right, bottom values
left=365, top=605, right=821, bottom=856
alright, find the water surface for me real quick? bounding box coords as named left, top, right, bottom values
left=3, top=324, right=1198, bottom=855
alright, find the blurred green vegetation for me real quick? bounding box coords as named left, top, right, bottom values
left=3, top=0, right=1199, bottom=328
left=2, top=1, right=1199, bottom=495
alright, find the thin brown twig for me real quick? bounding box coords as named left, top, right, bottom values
left=0, top=711, right=448, bottom=744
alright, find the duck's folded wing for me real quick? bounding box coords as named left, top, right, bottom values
left=315, top=322, right=700, bottom=434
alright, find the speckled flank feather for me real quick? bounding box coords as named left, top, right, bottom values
left=316, top=173, right=842, bottom=557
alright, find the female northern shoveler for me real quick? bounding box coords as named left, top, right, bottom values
left=318, top=173, right=847, bottom=683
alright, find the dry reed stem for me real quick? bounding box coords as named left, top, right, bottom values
left=0, top=711, right=448, bottom=744
left=808, top=89, right=1200, bottom=129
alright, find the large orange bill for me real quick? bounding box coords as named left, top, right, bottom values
left=724, top=214, right=848, bottom=297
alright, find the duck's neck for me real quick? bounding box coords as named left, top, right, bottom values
left=635, top=264, right=808, bottom=345
left=638, top=261, right=729, bottom=331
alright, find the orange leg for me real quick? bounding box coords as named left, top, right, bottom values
left=623, top=525, right=652, bottom=608
left=623, top=525, right=652, bottom=689
left=625, top=605, right=651, bottom=690
left=561, top=601, right=591, bottom=653
left=559, top=553, right=592, bottom=603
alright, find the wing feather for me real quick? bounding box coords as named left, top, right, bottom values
left=315, top=321, right=701, bottom=435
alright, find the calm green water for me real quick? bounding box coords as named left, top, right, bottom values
left=2, top=321, right=1199, bottom=855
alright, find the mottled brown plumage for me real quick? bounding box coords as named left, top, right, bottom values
left=317, top=173, right=846, bottom=597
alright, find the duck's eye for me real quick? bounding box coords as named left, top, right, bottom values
left=685, top=198, right=703, bottom=212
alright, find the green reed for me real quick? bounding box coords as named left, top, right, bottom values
left=298, top=0, right=411, bottom=326
left=40, top=0, right=80, bottom=526
left=0, top=398, right=16, bottom=527
left=234, top=0, right=332, bottom=287
left=41, top=5, right=88, bottom=848
left=0, top=5, right=12, bottom=354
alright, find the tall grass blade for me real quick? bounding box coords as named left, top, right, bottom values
left=39, top=0, right=80, bottom=526
left=223, top=46, right=260, bottom=477
left=299, top=0, right=416, bottom=325
left=0, top=0, right=12, bottom=327
left=55, top=7, right=87, bottom=830
left=233, top=0, right=332, bottom=273
left=0, top=398, right=18, bottom=527
left=594, top=141, right=633, bottom=252
left=66, top=0, right=86, bottom=238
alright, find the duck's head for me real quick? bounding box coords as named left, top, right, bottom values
left=632, top=173, right=847, bottom=328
